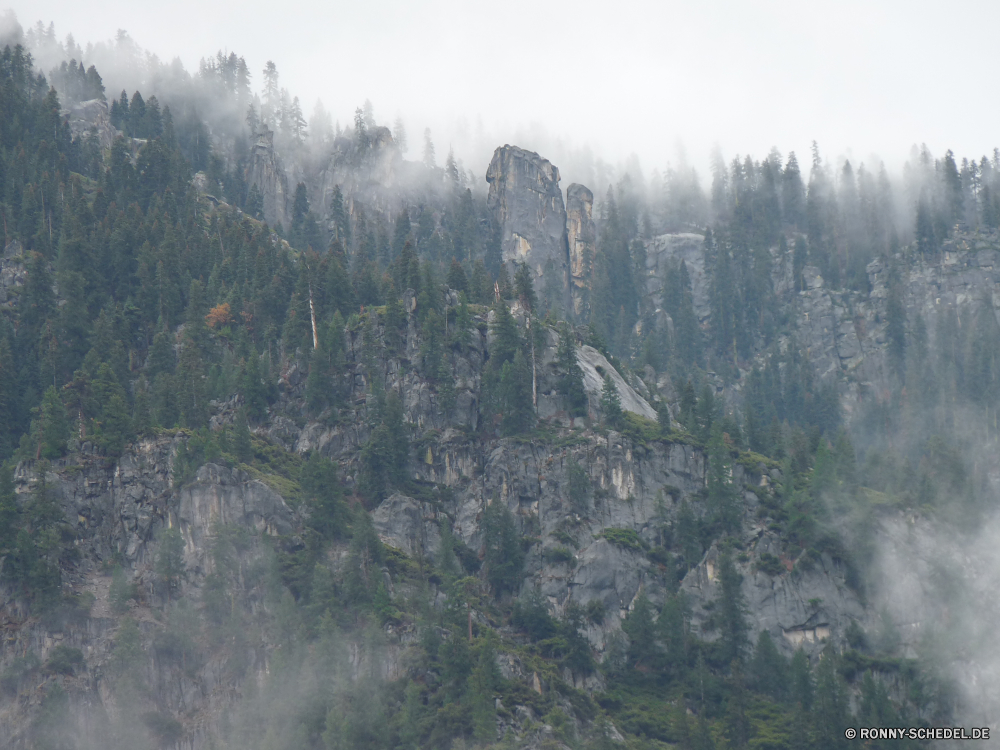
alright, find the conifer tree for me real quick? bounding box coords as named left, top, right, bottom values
left=499, top=349, right=534, bottom=436
left=659, top=593, right=688, bottom=676
left=233, top=407, right=252, bottom=463
left=707, top=423, right=740, bottom=532
left=513, top=262, right=537, bottom=313
left=716, top=547, right=749, bottom=664
left=470, top=636, right=501, bottom=742
left=600, top=374, right=623, bottom=428
left=156, top=526, right=186, bottom=604
left=482, top=499, right=524, bottom=597
left=37, top=386, right=69, bottom=459
left=556, top=322, right=587, bottom=418
left=813, top=649, right=849, bottom=750
left=623, top=592, right=658, bottom=670
left=750, top=630, right=788, bottom=701
left=790, top=648, right=813, bottom=710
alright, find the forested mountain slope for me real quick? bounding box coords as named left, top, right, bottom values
left=0, top=18, right=999, bottom=750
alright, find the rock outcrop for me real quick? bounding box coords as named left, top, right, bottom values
left=245, top=128, right=290, bottom=228
left=1, top=240, right=25, bottom=307
left=60, top=98, right=116, bottom=152
left=643, top=233, right=712, bottom=323
left=776, top=233, right=1000, bottom=414
left=486, top=145, right=570, bottom=305
left=566, top=184, right=595, bottom=315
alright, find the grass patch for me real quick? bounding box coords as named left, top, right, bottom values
left=598, top=528, right=648, bottom=553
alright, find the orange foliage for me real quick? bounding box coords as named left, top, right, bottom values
left=206, top=303, right=232, bottom=329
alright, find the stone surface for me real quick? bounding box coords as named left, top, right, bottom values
left=643, top=233, right=711, bottom=322
left=245, top=128, right=290, bottom=228
left=372, top=493, right=442, bottom=560
left=486, top=145, right=570, bottom=305
left=61, top=98, right=116, bottom=152
left=576, top=344, right=657, bottom=420
left=1, top=240, right=25, bottom=306
left=566, top=183, right=595, bottom=315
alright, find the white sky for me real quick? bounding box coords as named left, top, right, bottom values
left=9, top=0, right=1000, bottom=184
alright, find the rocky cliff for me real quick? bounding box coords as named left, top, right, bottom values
left=486, top=145, right=571, bottom=305
left=245, top=128, right=290, bottom=228
left=0, top=294, right=873, bottom=747
left=565, top=184, right=595, bottom=316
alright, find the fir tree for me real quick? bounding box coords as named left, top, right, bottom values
left=233, top=407, right=252, bottom=463
left=623, top=592, right=658, bottom=670
left=716, top=547, right=749, bottom=664
left=600, top=374, right=623, bottom=428
left=156, top=526, right=186, bottom=604
left=556, top=322, right=587, bottom=418
left=482, top=498, right=524, bottom=597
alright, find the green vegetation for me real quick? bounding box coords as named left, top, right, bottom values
left=599, top=527, right=647, bottom=552
left=0, top=24, right=988, bottom=750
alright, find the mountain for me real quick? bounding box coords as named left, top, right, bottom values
left=1, top=16, right=999, bottom=749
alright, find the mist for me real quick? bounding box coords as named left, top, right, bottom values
left=8, top=0, right=1000, bottom=190
left=4, top=2, right=1000, bottom=747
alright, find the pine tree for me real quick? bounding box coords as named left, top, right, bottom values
left=724, top=662, right=751, bottom=749
left=657, top=400, right=672, bottom=435
left=499, top=350, right=534, bottom=436
left=300, top=451, right=344, bottom=539
left=422, top=128, right=435, bottom=168
left=623, top=592, right=659, bottom=670
left=37, top=386, right=69, bottom=460
left=482, top=499, right=524, bottom=597
left=470, top=636, right=500, bottom=742
left=886, top=272, right=906, bottom=380
left=98, top=392, right=132, bottom=457
left=514, top=262, right=537, bottom=313
left=600, top=374, right=623, bottom=428
left=489, top=301, right=521, bottom=368
left=750, top=630, right=788, bottom=701
left=556, top=322, right=587, bottom=418
left=708, top=423, right=739, bottom=532
left=716, top=547, right=749, bottom=664
left=156, top=526, right=186, bottom=603
left=813, top=649, right=849, bottom=750
left=790, top=648, right=813, bottom=710
left=659, top=593, right=688, bottom=677
left=233, top=407, right=252, bottom=463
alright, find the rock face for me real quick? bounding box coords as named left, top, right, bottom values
left=776, top=233, right=1000, bottom=415
left=61, top=99, right=116, bottom=152
left=486, top=145, right=570, bottom=304
left=566, top=184, right=595, bottom=315
left=1, top=441, right=296, bottom=749
left=1, top=240, right=25, bottom=307
left=0, top=292, right=888, bottom=746
left=372, top=493, right=442, bottom=560
left=576, top=344, right=657, bottom=420
left=245, top=128, right=290, bottom=228
left=643, top=233, right=712, bottom=323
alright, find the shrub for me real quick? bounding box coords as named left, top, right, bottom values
left=755, top=552, right=786, bottom=577
left=543, top=546, right=575, bottom=565
left=45, top=645, right=84, bottom=675
left=109, top=566, right=137, bottom=614
left=599, top=528, right=647, bottom=552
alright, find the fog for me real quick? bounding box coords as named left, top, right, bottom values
left=8, top=0, right=1000, bottom=186
left=5, top=2, right=1000, bottom=745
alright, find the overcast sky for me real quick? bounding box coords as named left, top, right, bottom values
left=9, top=0, right=1000, bottom=183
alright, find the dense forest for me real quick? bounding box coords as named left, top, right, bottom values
left=1, top=16, right=999, bottom=750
